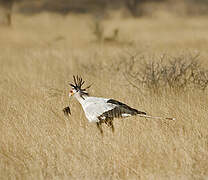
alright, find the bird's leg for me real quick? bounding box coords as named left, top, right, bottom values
left=108, top=121, right=114, bottom=133
left=104, top=119, right=115, bottom=133
left=96, top=122, right=103, bottom=135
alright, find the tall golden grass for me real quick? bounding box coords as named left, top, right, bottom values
left=0, top=12, right=208, bottom=179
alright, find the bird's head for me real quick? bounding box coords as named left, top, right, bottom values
left=69, top=75, right=91, bottom=99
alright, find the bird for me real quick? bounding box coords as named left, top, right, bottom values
left=63, top=75, right=175, bottom=135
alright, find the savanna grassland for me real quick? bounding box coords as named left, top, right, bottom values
left=0, top=9, right=208, bottom=180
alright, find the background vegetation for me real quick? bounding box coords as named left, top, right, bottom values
left=0, top=0, right=208, bottom=179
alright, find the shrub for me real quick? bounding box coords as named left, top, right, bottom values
left=91, top=19, right=104, bottom=42
left=124, top=53, right=208, bottom=92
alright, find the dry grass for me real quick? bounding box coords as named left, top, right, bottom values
left=0, top=12, right=208, bottom=179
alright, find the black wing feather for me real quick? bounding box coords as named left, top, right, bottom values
left=98, top=99, right=146, bottom=122
left=107, top=99, right=146, bottom=115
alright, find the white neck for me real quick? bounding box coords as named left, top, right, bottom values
left=74, top=92, right=88, bottom=105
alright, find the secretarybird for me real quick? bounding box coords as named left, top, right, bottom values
left=63, top=75, right=175, bottom=134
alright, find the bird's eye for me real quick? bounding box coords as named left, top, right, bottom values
left=70, top=90, right=73, bottom=93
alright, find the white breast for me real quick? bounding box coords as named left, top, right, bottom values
left=81, top=97, right=116, bottom=123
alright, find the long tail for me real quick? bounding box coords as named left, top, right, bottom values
left=137, top=114, right=176, bottom=121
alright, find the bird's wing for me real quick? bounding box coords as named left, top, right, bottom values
left=107, top=99, right=142, bottom=114
left=83, top=97, right=146, bottom=122
left=98, top=99, right=146, bottom=120
left=83, top=97, right=116, bottom=122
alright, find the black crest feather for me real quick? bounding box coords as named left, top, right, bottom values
left=69, top=75, right=91, bottom=96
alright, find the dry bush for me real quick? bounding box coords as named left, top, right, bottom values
left=0, top=0, right=14, bottom=26
left=184, top=0, right=208, bottom=16
left=125, top=53, right=208, bottom=92
left=90, top=19, right=120, bottom=44
left=91, top=19, right=104, bottom=42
